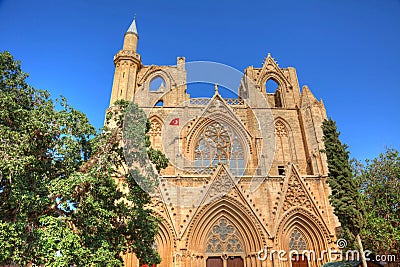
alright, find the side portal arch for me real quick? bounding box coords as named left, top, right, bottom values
left=274, top=207, right=331, bottom=267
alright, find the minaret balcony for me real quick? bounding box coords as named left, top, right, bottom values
left=113, top=50, right=141, bottom=64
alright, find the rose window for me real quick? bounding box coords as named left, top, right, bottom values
left=194, top=121, right=245, bottom=175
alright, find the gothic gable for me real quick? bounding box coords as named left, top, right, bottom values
left=184, top=164, right=271, bottom=241
left=273, top=164, right=320, bottom=220
left=256, top=53, right=292, bottom=92
left=272, top=164, right=332, bottom=242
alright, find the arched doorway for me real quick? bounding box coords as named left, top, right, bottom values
left=275, top=208, right=330, bottom=267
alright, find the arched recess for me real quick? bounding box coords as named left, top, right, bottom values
left=148, top=116, right=164, bottom=150
left=274, top=207, right=331, bottom=267
left=154, top=220, right=175, bottom=267
left=185, top=197, right=266, bottom=256
left=274, top=118, right=298, bottom=165
left=274, top=89, right=283, bottom=108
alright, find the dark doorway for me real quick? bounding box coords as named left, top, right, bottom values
left=206, top=257, right=223, bottom=267
left=291, top=254, right=308, bottom=267
left=227, top=256, right=244, bottom=267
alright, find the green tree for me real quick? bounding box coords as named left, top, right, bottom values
left=106, top=99, right=169, bottom=265
left=322, top=119, right=367, bottom=267
left=0, top=51, right=167, bottom=266
left=359, top=148, right=400, bottom=257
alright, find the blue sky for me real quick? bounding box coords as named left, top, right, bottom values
left=0, top=0, right=399, bottom=161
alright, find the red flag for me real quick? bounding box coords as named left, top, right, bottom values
left=169, top=118, right=180, bottom=126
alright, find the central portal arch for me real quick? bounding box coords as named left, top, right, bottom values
left=185, top=197, right=266, bottom=267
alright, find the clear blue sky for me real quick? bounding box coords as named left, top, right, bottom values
left=0, top=0, right=399, bottom=161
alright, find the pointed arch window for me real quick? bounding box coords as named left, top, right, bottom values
left=266, top=79, right=283, bottom=107
left=194, top=121, right=245, bottom=175
left=266, top=79, right=279, bottom=93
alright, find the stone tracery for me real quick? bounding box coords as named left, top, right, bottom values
left=289, top=228, right=307, bottom=251
left=283, top=175, right=313, bottom=212
left=205, top=218, right=244, bottom=253
left=149, top=118, right=162, bottom=136
left=275, top=121, right=288, bottom=137
left=194, top=121, right=245, bottom=176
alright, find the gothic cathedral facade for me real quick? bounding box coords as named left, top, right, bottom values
left=108, top=18, right=340, bottom=267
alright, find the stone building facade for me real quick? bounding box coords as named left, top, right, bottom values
left=108, top=18, right=340, bottom=267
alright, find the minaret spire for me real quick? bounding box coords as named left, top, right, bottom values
left=123, top=15, right=139, bottom=51
left=126, top=15, right=138, bottom=35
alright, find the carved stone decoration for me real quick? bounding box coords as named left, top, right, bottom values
left=149, top=119, right=162, bottom=136
left=266, top=63, right=275, bottom=71
left=206, top=217, right=244, bottom=253
left=189, top=98, right=211, bottom=105
left=282, top=175, right=313, bottom=212
left=275, top=121, right=288, bottom=137
left=206, top=98, right=223, bottom=113
left=208, top=173, right=234, bottom=199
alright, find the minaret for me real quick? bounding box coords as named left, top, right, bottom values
left=109, top=16, right=141, bottom=106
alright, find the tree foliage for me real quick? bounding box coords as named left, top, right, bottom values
left=322, top=119, right=365, bottom=247
left=358, top=148, right=400, bottom=255
left=0, top=51, right=167, bottom=266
